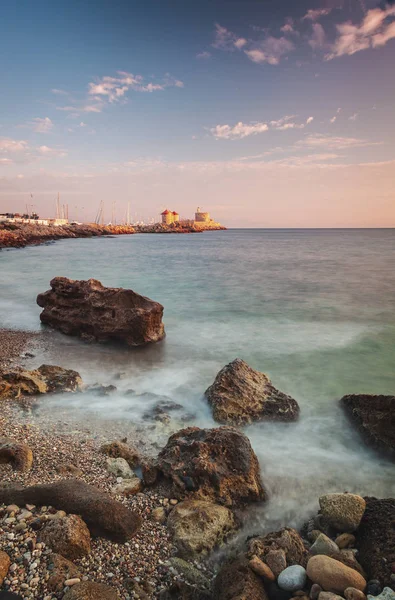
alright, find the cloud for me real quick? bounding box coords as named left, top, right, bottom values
left=0, top=137, right=67, bottom=164
left=330, top=116, right=337, bottom=123
left=303, top=8, right=332, bottom=21
left=0, top=158, right=13, bottom=165
left=211, top=121, right=269, bottom=140
left=0, top=138, right=29, bottom=153
left=306, top=116, right=314, bottom=124
left=309, top=23, right=326, bottom=49
left=30, top=117, right=54, bottom=133
left=244, top=36, right=295, bottom=64
left=296, top=134, right=380, bottom=150
left=39, top=146, right=68, bottom=158
left=51, top=89, right=69, bottom=95
left=349, top=113, right=358, bottom=121
left=281, top=18, right=299, bottom=35
left=196, top=51, right=211, bottom=59
left=326, top=5, right=395, bottom=59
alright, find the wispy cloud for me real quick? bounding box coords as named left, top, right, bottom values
left=38, top=145, right=67, bottom=157
left=309, top=23, right=326, bottom=49
left=30, top=117, right=54, bottom=133
left=303, top=8, right=332, bottom=22
left=196, top=51, right=211, bottom=59
left=0, top=136, right=67, bottom=164
left=296, top=134, right=380, bottom=150
left=0, top=138, right=29, bottom=153
left=326, top=5, right=395, bottom=59
left=210, top=115, right=314, bottom=139
left=349, top=113, right=358, bottom=121
left=281, top=18, right=299, bottom=35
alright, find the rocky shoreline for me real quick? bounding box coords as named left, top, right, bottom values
left=1, top=286, right=395, bottom=600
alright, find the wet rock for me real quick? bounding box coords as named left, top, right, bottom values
left=213, top=555, right=268, bottom=600
left=205, top=359, right=300, bottom=425
left=310, top=533, right=340, bottom=556
left=0, top=364, right=82, bottom=399
left=158, top=426, right=265, bottom=507
left=47, top=553, right=81, bottom=592
left=341, top=394, right=395, bottom=459
left=112, top=477, right=142, bottom=496
left=336, top=534, right=356, bottom=550
left=0, top=551, right=11, bottom=585
left=319, top=494, right=366, bottom=532
left=106, top=457, right=134, bottom=479
left=37, top=277, right=165, bottom=346
left=100, top=440, right=140, bottom=468
left=368, top=589, right=395, bottom=600
left=141, top=458, right=159, bottom=486
left=167, top=499, right=235, bottom=558
left=345, top=588, right=367, bottom=600
left=0, top=439, right=33, bottom=472
left=0, top=478, right=142, bottom=541
left=39, top=514, right=91, bottom=559
left=248, top=528, right=308, bottom=570
left=278, top=566, right=307, bottom=592
left=307, top=555, right=367, bottom=594
left=356, top=498, right=395, bottom=587
left=62, top=581, right=119, bottom=599
left=249, top=556, right=276, bottom=581
left=87, top=384, right=117, bottom=396
left=366, top=582, right=382, bottom=597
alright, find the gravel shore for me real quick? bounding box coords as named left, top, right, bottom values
left=0, top=329, right=42, bottom=370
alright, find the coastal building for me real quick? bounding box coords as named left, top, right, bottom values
left=161, top=209, right=179, bottom=225
left=195, top=207, right=210, bottom=223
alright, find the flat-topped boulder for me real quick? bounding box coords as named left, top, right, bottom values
left=37, top=277, right=165, bottom=346
left=157, top=426, right=266, bottom=508
left=341, top=394, right=395, bottom=459
left=205, top=359, right=299, bottom=425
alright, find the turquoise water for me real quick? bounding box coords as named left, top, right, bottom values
left=1, top=229, right=395, bottom=530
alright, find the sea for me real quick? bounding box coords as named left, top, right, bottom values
left=1, top=228, right=395, bottom=533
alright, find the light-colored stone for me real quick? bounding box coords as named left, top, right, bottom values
left=368, top=589, right=395, bottom=600
left=345, top=587, right=367, bottom=600
left=106, top=457, right=134, bottom=479
left=307, top=555, right=366, bottom=594
left=319, top=494, right=366, bottom=533
left=310, top=533, right=340, bottom=556
left=336, top=534, right=356, bottom=549
left=65, top=578, right=81, bottom=586
left=265, top=548, right=287, bottom=577
left=151, top=507, right=166, bottom=524
left=278, top=565, right=307, bottom=592
left=167, top=499, right=235, bottom=558
left=112, top=476, right=142, bottom=496
left=249, top=555, right=275, bottom=581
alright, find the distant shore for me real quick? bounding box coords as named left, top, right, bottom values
left=0, top=221, right=226, bottom=249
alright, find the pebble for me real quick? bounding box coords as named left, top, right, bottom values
left=367, top=581, right=383, bottom=597
left=335, top=534, right=356, bottom=549
left=368, top=589, right=395, bottom=600
left=278, top=566, right=307, bottom=592
left=310, top=533, right=339, bottom=557
left=249, top=555, right=275, bottom=581
left=345, top=587, right=367, bottom=600
left=65, top=578, right=81, bottom=586
left=319, top=593, right=345, bottom=600
left=311, top=584, right=323, bottom=600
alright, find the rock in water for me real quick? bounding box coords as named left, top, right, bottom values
left=37, top=277, right=165, bottom=346
left=319, top=493, right=366, bottom=532
left=306, top=555, right=367, bottom=594
left=0, top=479, right=142, bottom=541
left=167, top=499, right=236, bottom=558
left=341, top=394, right=395, bottom=460
left=157, top=426, right=266, bottom=507
left=356, top=497, right=395, bottom=587
left=205, top=359, right=299, bottom=425
left=213, top=556, right=269, bottom=600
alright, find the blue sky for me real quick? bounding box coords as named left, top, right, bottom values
left=0, top=0, right=394, bottom=226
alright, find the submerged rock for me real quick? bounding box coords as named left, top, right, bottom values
left=167, top=499, right=236, bottom=558
left=37, top=277, right=165, bottom=346
left=157, top=426, right=266, bottom=508
left=205, top=359, right=299, bottom=425
left=0, top=479, right=142, bottom=542
left=0, top=364, right=82, bottom=399
left=341, top=394, right=395, bottom=459
left=356, top=497, right=395, bottom=587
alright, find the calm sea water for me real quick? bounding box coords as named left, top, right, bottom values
left=1, top=229, right=395, bottom=531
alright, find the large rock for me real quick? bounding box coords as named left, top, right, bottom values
left=0, top=364, right=82, bottom=399
left=37, top=277, right=165, bottom=346
left=248, top=527, right=308, bottom=569
left=306, top=555, right=366, bottom=594
left=319, top=494, right=366, bottom=532
left=157, top=426, right=265, bottom=507
left=213, top=556, right=268, bottom=600
left=341, top=395, right=395, bottom=459
left=0, top=479, right=142, bottom=541
left=100, top=440, right=140, bottom=468
left=47, top=553, right=81, bottom=592
left=355, top=497, right=395, bottom=586
left=0, top=551, right=11, bottom=586
left=205, top=359, right=300, bottom=425
left=39, top=514, right=91, bottom=559
left=62, top=581, right=119, bottom=599
left=167, top=499, right=236, bottom=558
left=0, top=439, right=33, bottom=471
left=106, top=457, right=134, bottom=479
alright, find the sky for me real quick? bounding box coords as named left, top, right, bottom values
left=0, top=0, right=394, bottom=227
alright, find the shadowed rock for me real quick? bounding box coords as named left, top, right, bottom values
left=157, top=426, right=266, bottom=508
left=0, top=439, right=33, bottom=471
left=341, top=394, right=395, bottom=460
left=213, top=556, right=268, bottom=600
left=0, top=479, right=142, bottom=542
left=37, top=277, right=165, bottom=346
left=205, top=359, right=299, bottom=425
left=248, top=527, right=308, bottom=569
